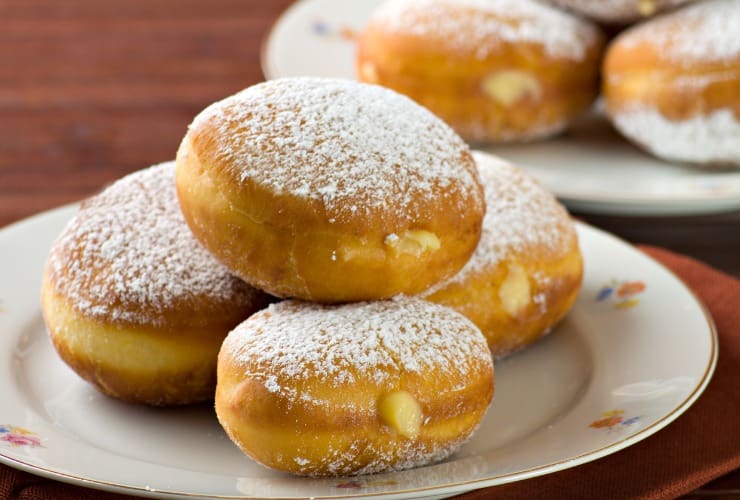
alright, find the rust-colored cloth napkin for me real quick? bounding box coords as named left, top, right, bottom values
left=2, top=246, right=738, bottom=500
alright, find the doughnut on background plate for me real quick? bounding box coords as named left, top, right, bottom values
left=41, top=162, right=270, bottom=406
left=176, top=77, right=485, bottom=302
left=356, top=0, right=606, bottom=143
left=603, top=0, right=740, bottom=167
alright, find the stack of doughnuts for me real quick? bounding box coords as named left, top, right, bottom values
left=177, top=77, right=496, bottom=475
left=357, top=0, right=740, bottom=167
left=42, top=76, right=584, bottom=477
left=186, top=78, right=581, bottom=475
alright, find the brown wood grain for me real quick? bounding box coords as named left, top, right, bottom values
left=0, top=0, right=738, bottom=283
left=0, top=0, right=293, bottom=226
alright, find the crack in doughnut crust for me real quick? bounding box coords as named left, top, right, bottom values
left=356, top=0, right=605, bottom=143
left=423, top=152, right=583, bottom=358
left=176, top=77, right=485, bottom=302
left=41, top=162, right=271, bottom=406
left=603, top=0, right=740, bottom=167
left=215, top=297, right=494, bottom=476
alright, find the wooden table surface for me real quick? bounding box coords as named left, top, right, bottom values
left=0, top=1, right=738, bottom=497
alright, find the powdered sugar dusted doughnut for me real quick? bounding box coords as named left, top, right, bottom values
left=41, top=162, right=270, bottom=406
left=176, top=77, right=485, bottom=302
left=215, top=297, right=494, bottom=476
left=356, top=0, right=605, bottom=142
left=542, top=0, right=696, bottom=24
left=603, top=0, right=740, bottom=167
left=423, top=152, right=582, bottom=357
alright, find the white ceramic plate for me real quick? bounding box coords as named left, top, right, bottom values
left=261, top=0, right=740, bottom=216
left=0, top=205, right=717, bottom=499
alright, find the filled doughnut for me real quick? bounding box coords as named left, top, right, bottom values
left=356, top=0, right=605, bottom=143
left=603, top=0, right=740, bottom=167
left=215, top=297, right=494, bottom=476
left=423, top=152, right=583, bottom=358
left=541, top=0, right=696, bottom=25
left=41, top=162, right=270, bottom=406
left=176, top=77, right=485, bottom=302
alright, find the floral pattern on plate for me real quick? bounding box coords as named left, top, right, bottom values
left=589, top=410, right=641, bottom=432
left=596, top=280, right=646, bottom=309
left=311, top=19, right=356, bottom=41
left=0, top=425, right=43, bottom=448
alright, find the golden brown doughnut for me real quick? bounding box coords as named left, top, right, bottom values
left=215, top=297, right=494, bottom=476
left=603, top=0, right=740, bottom=167
left=176, top=77, right=485, bottom=302
left=423, top=152, right=583, bottom=357
left=356, top=0, right=605, bottom=143
left=41, top=162, right=270, bottom=406
left=542, top=0, right=696, bottom=24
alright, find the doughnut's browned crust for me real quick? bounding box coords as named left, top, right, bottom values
left=356, top=0, right=605, bottom=143
left=176, top=78, right=485, bottom=302
left=604, top=18, right=740, bottom=123
left=428, top=240, right=583, bottom=358
left=41, top=287, right=252, bottom=406
left=424, top=240, right=582, bottom=357
left=41, top=163, right=270, bottom=406
left=424, top=152, right=582, bottom=357
left=215, top=298, right=494, bottom=476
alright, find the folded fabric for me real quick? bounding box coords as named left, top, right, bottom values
left=1, top=246, right=738, bottom=500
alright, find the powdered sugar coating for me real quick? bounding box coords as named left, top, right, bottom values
left=224, top=297, right=492, bottom=395
left=368, top=0, right=602, bottom=60
left=424, top=151, right=575, bottom=294
left=544, top=0, right=694, bottom=23
left=618, top=0, right=740, bottom=64
left=45, top=162, right=262, bottom=326
left=188, top=77, right=482, bottom=224
left=613, top=107, right=740, bottom=166
left=294, top=436, right=469, bottom=476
